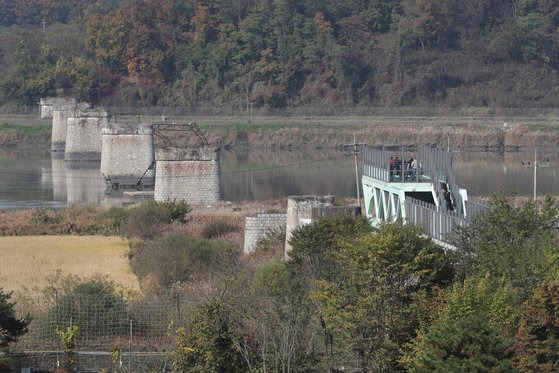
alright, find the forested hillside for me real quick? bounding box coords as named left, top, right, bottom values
left=1, top=0, right=559, bottom=109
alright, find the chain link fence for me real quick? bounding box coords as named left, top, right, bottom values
left=4, top=104, right=559, bottom=118
left=10, top=292, right=207, bottom=372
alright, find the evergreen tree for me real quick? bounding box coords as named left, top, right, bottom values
left=410, top=313, right=514, bottom=372
left=514, top=280, right=559, bottom=372
left=0, top=289, right=29, bottom=350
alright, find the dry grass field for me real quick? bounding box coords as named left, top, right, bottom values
left=0, top=236, right=140, bottom=293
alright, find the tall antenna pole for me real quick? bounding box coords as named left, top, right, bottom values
left=534, top=147, right=537, bottom=202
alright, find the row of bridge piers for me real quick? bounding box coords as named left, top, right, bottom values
left=40, top=97, right=222, bottom=204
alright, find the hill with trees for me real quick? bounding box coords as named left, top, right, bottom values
left=1, top=0, right=559, bottom=109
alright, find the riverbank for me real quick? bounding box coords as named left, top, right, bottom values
left=2, top=116, right=559, bottom=151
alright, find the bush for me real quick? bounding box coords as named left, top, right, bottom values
left=129, top=233, right=236, bottom=289
left=44, top=277, right=128, bottom=338
left=100, top=206, right=128, bottom=232
left=158, top=200, right=191, bottom=222
left=31, top=208, right=64, bottom=225
left=201, top=220, right=239, bottom=239
left=254, top=226, right=286, bottom=252
left=121, top=201, right=190, bottom=240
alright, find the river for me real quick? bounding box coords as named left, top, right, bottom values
left=0, top=148, right=557, bottom=209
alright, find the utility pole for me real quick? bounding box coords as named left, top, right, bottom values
left=345, top=134, right=365, bottom=211
left=249, top=102, right=253, bottom=124
left=534, top=147, right=537, bottom=202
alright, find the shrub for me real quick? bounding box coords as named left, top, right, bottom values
left=159, top=200, right=191, bottom=222
left=44, top=277, right=128, bottom=338
left=121, top=201, right=190, bottom=240
left=31, top=208, right=64, bottom=225
left=254, top=226, right=286, bottom=252
left=100, top=206, right=128, bottom=231
left=129, top=233, right=236, bottom=289
left=201, top=219, right=239, bottom=239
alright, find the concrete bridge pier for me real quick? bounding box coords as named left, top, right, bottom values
left=65, top=109, right=110, bottom=161
left=154, top=146, right=222, bottom=204
left=39, top=97, right=76, bottom=119
left=50, top=103, right=90, bottom=152
left=50, top=109, right=69, bottom=152
left=284, top=195, right=335, bottom=257
left=100, top=123, right=155, bottom=187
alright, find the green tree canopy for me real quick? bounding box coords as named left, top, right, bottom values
left=312, top=221, right=453, bottom=371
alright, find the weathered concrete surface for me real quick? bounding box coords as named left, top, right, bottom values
left=244, top=213, right=287, bottom=254
left=50, top=103, right=90, bottom=152
left=311, top=206, right=361, bottom=220
left=284, top=195, right=335, bottom=257
left=40, top=97, right=76, bottom=119
left=65, top=110, right=110, bottom=161
left=100, top=123, right=155, bottom=186
left=50, top=110, right=68, bottom=151
left=123, top=190, right=155, bottom=201
left=154, top=146, right=222, bottom=203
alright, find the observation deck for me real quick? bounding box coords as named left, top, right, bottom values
left=361, top=146, right=470, bottom=229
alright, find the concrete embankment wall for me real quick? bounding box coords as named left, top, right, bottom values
left=100, top=124, right=155, bottom=186
left=154, top=146, right=222, bottom=203
left=244, top=213, right=287, bottom=254
left=65, top=110, right=110, bottom=161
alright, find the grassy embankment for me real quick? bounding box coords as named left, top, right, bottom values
left=0, top=123, right=51, bottom=148
left=0, top=235, right=139, bottom=293
left=2, top=116, right=559, bottom=150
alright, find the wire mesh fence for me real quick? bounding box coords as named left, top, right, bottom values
left=5, top=104, right=559, bottom=119
left=10, top=292, right=208, bottom=371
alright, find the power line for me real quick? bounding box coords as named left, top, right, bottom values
left=0, top=154, right=352, bottom=181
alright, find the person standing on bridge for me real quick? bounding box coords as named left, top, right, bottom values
left=411, top=158, right=418, bottom=180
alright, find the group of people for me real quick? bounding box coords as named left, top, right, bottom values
left=389, top=156, right=419, bottom=180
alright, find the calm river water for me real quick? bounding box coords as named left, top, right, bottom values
left=0, top=148, right=558, bottom=209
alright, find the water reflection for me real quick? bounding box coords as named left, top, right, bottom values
left=51, top=152, right=66, bottom=201
left=0, top=148, right=558, bottom=209
left=64, top=161, right=106, bottom=204
left=453, top=150, right=559, bottom=196
left=221, top=149, right=356, bottom=201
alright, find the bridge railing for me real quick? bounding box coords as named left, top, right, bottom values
left=404, top=197, right=467, bottom=242
left=465, top=197, right=490, bottom=220
left=404, top=196, right=490, bottom=243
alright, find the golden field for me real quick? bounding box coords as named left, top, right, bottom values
left=0, top=235, right=140, bottom=293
